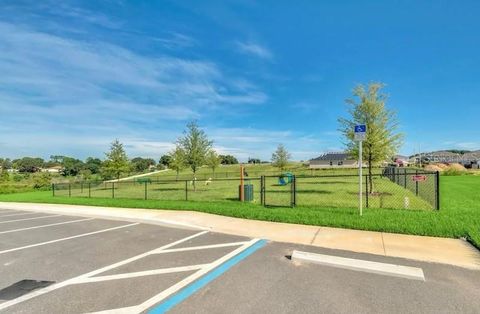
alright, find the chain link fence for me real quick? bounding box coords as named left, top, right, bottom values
left=53, top=178, right=262, bottom=203
left=53, top=168, right=439, bottom=210
left=382, top=167, right=439, bottom=210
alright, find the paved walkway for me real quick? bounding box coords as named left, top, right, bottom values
left=104, top=169, right=169, bottom=182
left=1, top=202, right=479, bottom=270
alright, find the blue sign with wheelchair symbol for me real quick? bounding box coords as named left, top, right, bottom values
left=355, top=125, right=366, bottom=133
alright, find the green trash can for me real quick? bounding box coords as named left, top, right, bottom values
left=239, top=184, right=254, bottom=202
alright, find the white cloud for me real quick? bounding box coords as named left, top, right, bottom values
left=0, top=21, right=269, bottom=158
left=235, top=41, right=273, bottom=60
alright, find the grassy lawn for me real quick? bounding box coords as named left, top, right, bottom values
left=0, top=174, right=478, bottom=249
left=146, top=163, right=385, bottom=181
left=54, top=171, right=435, bottom=210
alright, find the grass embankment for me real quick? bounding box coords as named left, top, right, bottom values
left=0, top=175, right=478, bottom=248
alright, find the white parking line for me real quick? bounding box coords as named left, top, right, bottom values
left=0, top=230, right=208, bottom=311
left=77, top=264, right=208, bottom=284
left=71, top=231, right=209, bottom=282
left=0, top=218, right=95, bottom=235
left=103, top=238, right=263, bottom=314
left=291, top=250, right=425, bottom=281
left=0, top=212, right=38, bottom=218
left=0, top=215, right=62, bottom=224
left=0, top=222, right=139, bottom=255
left=153, top=241, right=248, bottom=254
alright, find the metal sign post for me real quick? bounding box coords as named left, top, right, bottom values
left=354, top=125, right=367, bottom=216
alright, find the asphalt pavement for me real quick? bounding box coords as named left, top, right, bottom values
left=0, top=207, right=478, bottom=314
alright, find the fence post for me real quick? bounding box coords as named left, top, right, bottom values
left=144, top=181, right=147, bottom=200
left=112, top=182, right=115, bottom=199
left=404, top=168, right=407, bottom=188
left=81, top=182, right=83, bottom=194
left=260, top=176, right=263, bottom=205
left=415, top=170, right=419, bottom=196
left=365, top=175, right=369, bottom=208
left=68, top=183, right=71, bottom=197
left=185, top=180, right=188, bottom=201
left=292, top=175, right=296, bottom=207
left=52, top=183, right=55, bottom=197
left=88, top=182, right=91, bottom=198
left=435, top=171, right=440, bottom=210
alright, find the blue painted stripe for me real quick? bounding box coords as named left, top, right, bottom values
left=148, top=239, right=267, bottom=314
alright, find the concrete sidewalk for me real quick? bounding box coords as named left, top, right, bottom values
left=1, top=202, right=479, bottom=270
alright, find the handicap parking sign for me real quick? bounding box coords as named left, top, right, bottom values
left=355, top=125, right=366, bottom=133
left=354, top=124, right=366, bottom=141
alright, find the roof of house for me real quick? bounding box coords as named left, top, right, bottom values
left=310, top=152, right=353, bottom=161
left=47, top=165, right=63, bottom=170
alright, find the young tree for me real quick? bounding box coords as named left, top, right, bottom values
left=271, top=144, right=291, bottom=170
left=177, top=121, right=213, bottom=189
left=102, top=139, right=130, bottom=180
left=168, top=146, right=186, bottom=180
left=206, top=150, right=221, bottom=177
left=338, top=82, right=403, bottom=193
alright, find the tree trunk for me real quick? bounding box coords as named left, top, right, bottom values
left=193, top=170, right=196, bottom=191
left=176, top=169, right=179, bottom=180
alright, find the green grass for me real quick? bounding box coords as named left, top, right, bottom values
left=0, top=175, right=478, bottom=249
left=147, top=163, right=385, bottom=181
left=53, top=174, right=434, bottom=210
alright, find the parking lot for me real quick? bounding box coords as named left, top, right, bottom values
left=0, top=207, right=479, bottom=314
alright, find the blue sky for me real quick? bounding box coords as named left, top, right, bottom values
left=1, top=1, right=479, bottom=161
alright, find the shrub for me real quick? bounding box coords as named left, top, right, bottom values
left=31, top=173, right=52, bottom=189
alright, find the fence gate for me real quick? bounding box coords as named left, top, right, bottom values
left=261, top=175, right=296, bottom=207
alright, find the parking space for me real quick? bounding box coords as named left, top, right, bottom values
left=0, top=207, right=479, bottom=314
left=171, top=242, right=480, bottom=314
left=0, top=208, right=256, bottom=313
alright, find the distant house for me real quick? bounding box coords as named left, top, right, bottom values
left=309, top=152, right=358, bottom=168
left=42, top=165, right=62, bottom=173
left=393, top=155, right=409, bottom=167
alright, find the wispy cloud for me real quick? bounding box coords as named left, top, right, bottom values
left=234, top=40, right=273, bottom=60
left=0, top=20, right=268, bottom=158
left=151, top=32, right=197, bottom=49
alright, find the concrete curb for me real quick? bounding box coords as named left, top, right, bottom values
left=292, top=250, right=426, bottom=281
